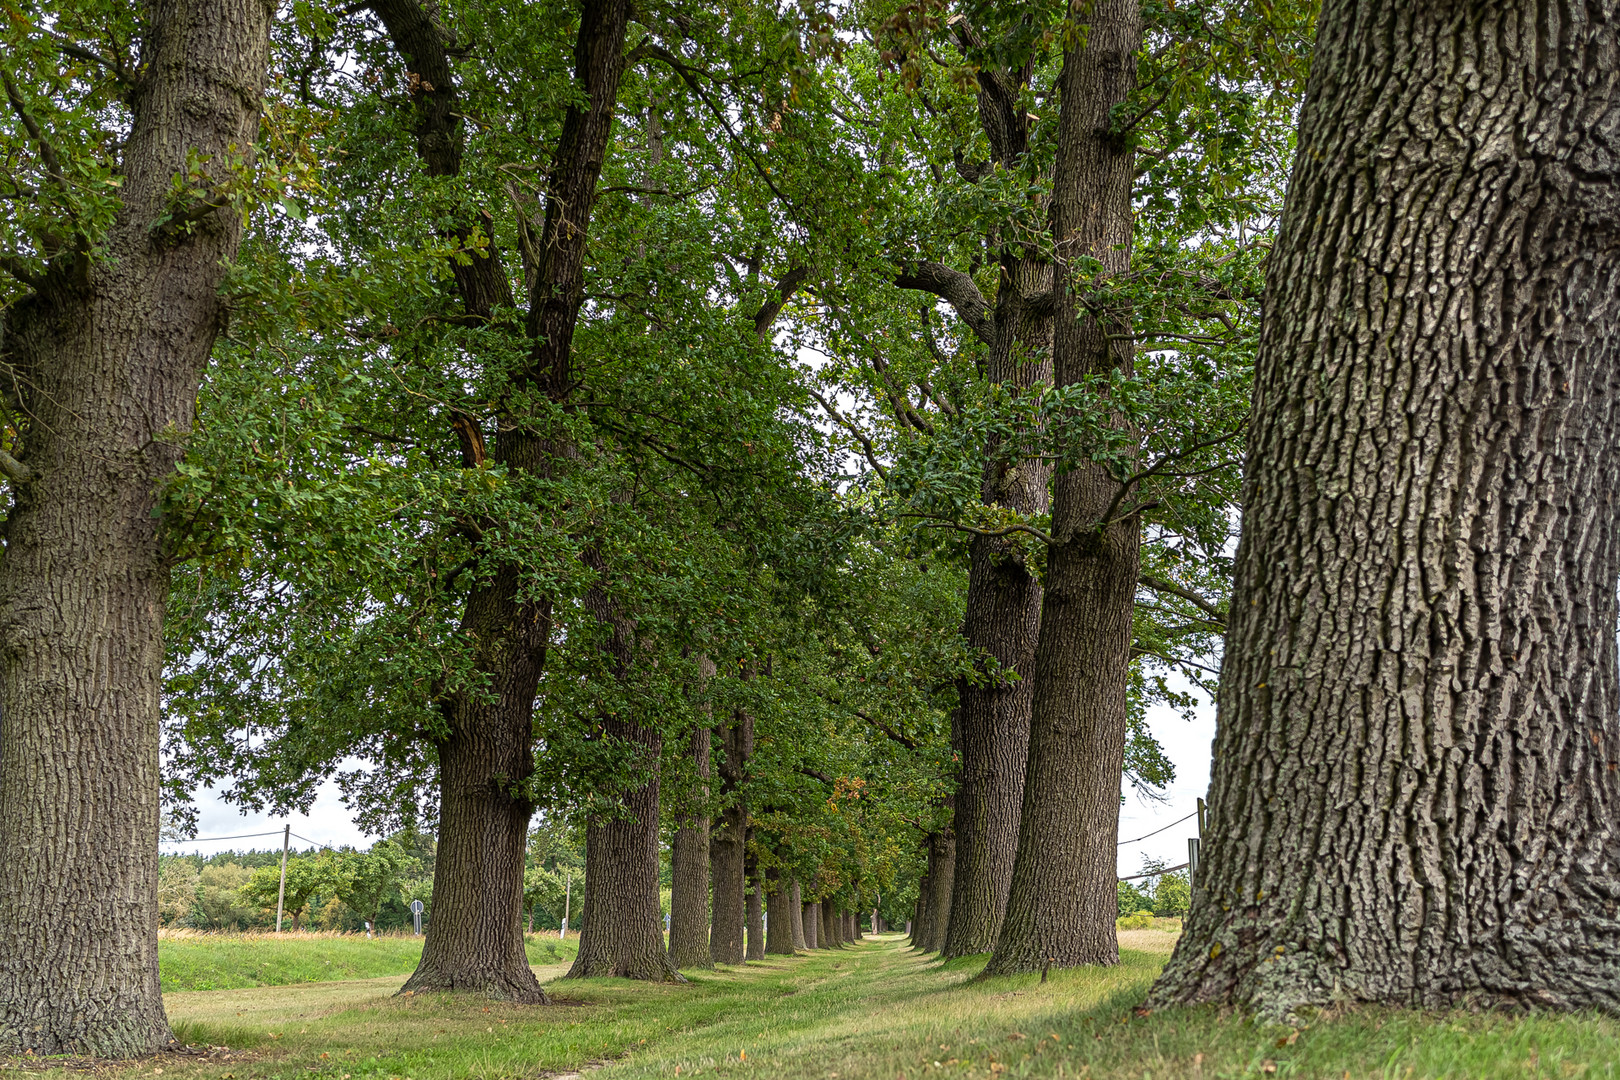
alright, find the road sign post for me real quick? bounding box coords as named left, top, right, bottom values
left=411, top=899, right=424, bottom=935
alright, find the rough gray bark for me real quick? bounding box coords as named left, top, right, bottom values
left=790, top=880, right=807, bottom=951
left=667, top=723, right=713, bottom=969
left=985, top=0, right=1143, bottom=977
left=0, top=0, right=271, bottom=1056
left=920, top=828, right=956, bottom=952
left=802, top=899, right=819, bottom=949
left=821, top=902, right=840, bottom=948
left=403, top=711, right=546, bottom=1000
left=709, top=707, right=751, bottom=963
left=765, top=865, right=794, bottom=955
left=565, top=718, right=678, bottom=980
left=1151, top=0, right=1620, bottom=1016
left=376, top=0, right=629, bottom=999
left=902, top=49, right=1056, bottom=965
left=374, top=0, right=543, bottom=1001
left=745, top=846, right=765, bottom=961
left=565, top=559, right=679, bottom=981
left=911, top=875, right=930, bottom=948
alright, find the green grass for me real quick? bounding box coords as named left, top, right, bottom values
left=33, top=932, right=1620, bottom=1079
left=157, top=932, right=579, bottom=992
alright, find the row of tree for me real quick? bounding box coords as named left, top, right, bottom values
left=8, top=0, right=1619, bottom=1056
left=0, top=0, right=1285, bottom=1051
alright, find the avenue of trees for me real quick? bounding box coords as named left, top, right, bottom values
left=4, top=0, right=1619, bottom=1057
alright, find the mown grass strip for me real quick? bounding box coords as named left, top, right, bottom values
left=159, top=933, right=578, bottom=992
left=32, top=933, right=1620, bottom=1080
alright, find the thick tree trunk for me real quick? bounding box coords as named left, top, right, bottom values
left=790, top=880, right=807, bottom=951
left=920, top=830, right=955, bottom=952
left=403, top=714, right=545, bottom=1000
left=1152, top=0, right=1620, bottom=1016
left=985, top=0, right=1142, bottom=977
left=802, top=900, right=819, bottom=949
left=946, top=322, right=1051, bottom=961
left=376, top=0, right=629, bottom=997
left=667, top=725, right=713, bottom=969
left=567, top=563, right=679, bottom=982
left=709, top=708, right=751, bottom=964
left=765, top=867, right=794, bottom=955
left=745, top=848, right=765, bottom=961
left=709, top=810, right=745, bottom=963
left=938, top=66, right=1056, bottom=963
left=911, top=874, right=932, bottom=949
left=566, top=710, right=679, bottom=981
left=820, top=903, right=837, bottom=948
left=0, top=0, right=270, bottom=1056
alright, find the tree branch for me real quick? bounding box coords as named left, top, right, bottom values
left=754, top=265, right=809, bottom=342
left=1, top=70, right=66, bottom=191
left=48, top=32, right=132, bottom=85
left=0, top=253, right=44, bottom=289
left=1130, top=647, right=1220, bottom=677
left=903, top=514, right=1056, bottom=546
left=865, top=345, right=933, bottom=436
left=0, top=446, right=34, bottom=484
left=806, top=387, right=889, bottom=482
left=1138, top=574, right=1225, bottom=626
left=850, top=706, right=920, bottom=750
left=634, top=42, right=799, bottom=212
left=893, top=260, right=995, bottom=347
left=1095, top=429, right=1244, bottom=530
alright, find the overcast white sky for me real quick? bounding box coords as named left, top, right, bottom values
left=1115, top=692, right=1216, bottom=877
left=164, top=781, right=378, bottom=856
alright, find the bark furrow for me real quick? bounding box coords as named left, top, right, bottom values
left=1152, top=0, right=1620, bottom=1015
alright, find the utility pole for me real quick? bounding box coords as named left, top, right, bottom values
left=560, top=865, right=570, bottom=940
left=275, top=823, right=290, bottom=932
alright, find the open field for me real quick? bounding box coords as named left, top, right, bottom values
left=158, top=932, right=581, bottom=993
left=18, top=932, right=1620, bottom=1079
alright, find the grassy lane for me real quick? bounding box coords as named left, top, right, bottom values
left=29, top=932, right=1620, bottom=1079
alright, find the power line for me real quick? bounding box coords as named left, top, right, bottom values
left=1117, top=809, right=1198, bottom=846
left=158, top=830, right=286, bottom=844
left=290, top=832, right=336, bottom=851
left=1119, top=861, right=1189, bottom=882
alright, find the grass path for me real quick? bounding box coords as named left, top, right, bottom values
left=35, top=933, right=1620, bottom=1079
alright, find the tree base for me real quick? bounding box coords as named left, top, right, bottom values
left=398, top=963, right=550, bottom=1004
left=981, top=941, right=1117, bottom=978
left=565, top=953, right=685, bottom=982
left=0, top=1015, right=175, bottom=1059
left=667, top=947, right=715, bottom=971
left=1149, top=924, right=1620, bottom=1020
